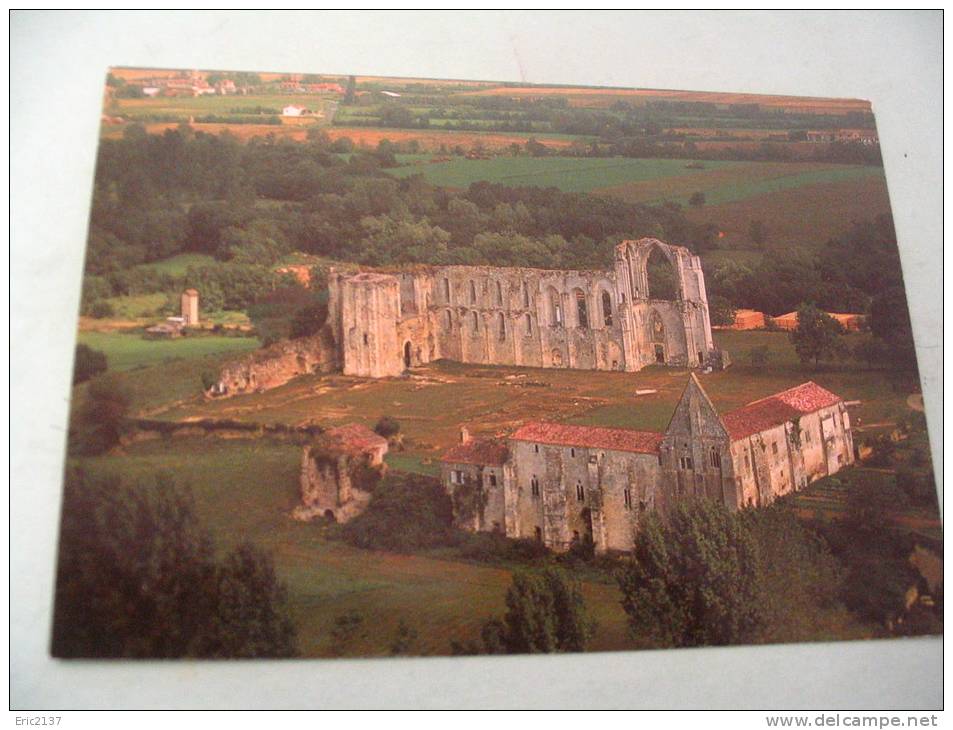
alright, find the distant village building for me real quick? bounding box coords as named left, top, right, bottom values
left=720, top=308, right=766, bottom=330
left=295, top=423, right=389, bottom=522
left=441, top=376, right=855, bottom=553
left=282, top=105, right=307, bottom=117
left=805, top=128, right=879, bottom=145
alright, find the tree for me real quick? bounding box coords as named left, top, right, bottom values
left=617, top=500, right=763, bottom=647
left=73, top=373, right=131, bottom=455
left=869, top=285, right=917, bottom=370
left=73, top=344, right=108, bottom=385
left=708, top=295, right=737, bottom=327
left=689, top=191, right=706, bottom=208
left=52, top=470, right=297, bottom=657
left=790, top=303, right=844, bottom=367
left=480, top=567, right=595, bottom=654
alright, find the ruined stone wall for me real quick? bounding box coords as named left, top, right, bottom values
left=428, top=265, right=626, bottom=372
left=295, top=445, right=373, bottom=522
left=214, top=328, right=336, bottom=397
left=614, top=239, right=717, bottom=370
left=328, top=238, right=719, bottom=379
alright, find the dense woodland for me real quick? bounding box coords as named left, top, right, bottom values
left=84, top=126, right=914, bottom=365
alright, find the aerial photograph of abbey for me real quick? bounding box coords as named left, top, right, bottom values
left=53, top=66, right=940, bottom=659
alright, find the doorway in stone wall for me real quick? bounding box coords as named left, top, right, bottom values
left=654, top=344, right=665, bottom=363
left=403, top=341, right=412, bottom=369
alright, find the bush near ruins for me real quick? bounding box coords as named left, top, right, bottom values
left=373, top=415, right=400, bottom=439
left=338, top=473, right=454, bottom=552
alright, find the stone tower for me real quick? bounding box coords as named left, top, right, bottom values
left=335, top=272, right=404, bottom=378
left=181, top=288, right=199, bottom=326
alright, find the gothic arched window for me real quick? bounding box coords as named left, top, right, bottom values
left=602, top=290, right=613, bottom=327
left=574, top=289, right=589, bottom=329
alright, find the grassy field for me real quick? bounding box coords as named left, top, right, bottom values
left=387, top=154, right=885, bottom=210
left=153, top=331, right=916, bottom=474
left=684, top=173, right=893, bottom=250
left=389, top=156, right=742, bottom=192
left=71, top=438, right=639, bottom=657
left=77, top=331, right=260, bottom=373
left=112, top=94, right=330, bottom=118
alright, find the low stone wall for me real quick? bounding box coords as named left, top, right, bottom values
left=212, top=326, right=338, bottom=398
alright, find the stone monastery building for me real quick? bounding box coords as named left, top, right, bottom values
left=327, top=238, right=726, bottom=379
left=440, top=375, right=855, bottom=553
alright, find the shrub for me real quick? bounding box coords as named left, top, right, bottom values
left=454, top=531, right=550, bottom=564
left=374, top=415, right=400, bottom=439
left=73, top=344, right=108, bottom=384
left=201, top=371, right=218, bottom=392
left=339, top=473, right=454, bottom=552
left=87, top=300, right=115, bottom=319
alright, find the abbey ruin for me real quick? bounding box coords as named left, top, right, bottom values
left=211, top=238, right=727, bottom=396
left=440, top=376, right=855, bottom=554
left=327, top=238, right=726, bottom=379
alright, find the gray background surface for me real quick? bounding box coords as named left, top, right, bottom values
left=10, top=10, right=943, bottom=709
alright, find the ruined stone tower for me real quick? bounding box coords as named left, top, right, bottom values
left=181, top=288, right=199, bottom=326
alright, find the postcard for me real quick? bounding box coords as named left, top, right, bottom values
left=53, top=66, right=940, bottom=660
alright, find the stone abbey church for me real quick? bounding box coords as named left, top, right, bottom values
left=326, top=238, right=728, bottom=379
left=440, top=375, right=855, bottom=554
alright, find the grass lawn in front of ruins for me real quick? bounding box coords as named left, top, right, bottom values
left=155, top=330, right=915, bottom=474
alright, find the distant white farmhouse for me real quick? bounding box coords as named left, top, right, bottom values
left=282, top=105, right=307, bottom=117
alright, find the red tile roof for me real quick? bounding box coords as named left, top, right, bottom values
left=441, top=438, right=509, bottom=466
left=510, top=422, right=663, bottom=455
left=326, top=423, right=388, bottom=453
left=722, top=382, right=842, bottom=440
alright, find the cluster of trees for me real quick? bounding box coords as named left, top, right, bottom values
left=52, top=470, right=296, bottom=658
left=707, top=216, right=917, bottom=371
left=85, top=125, right=712, bottom=279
